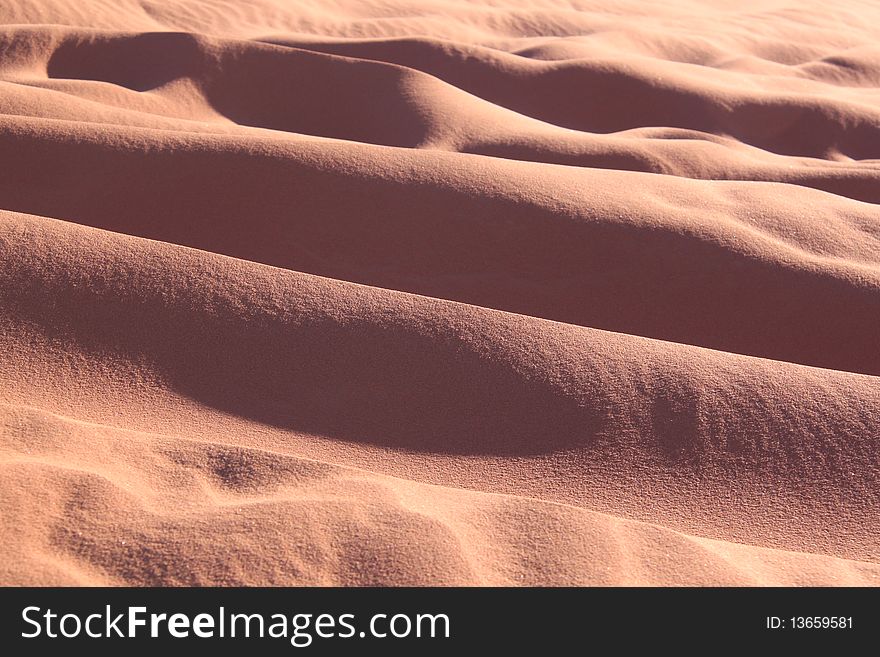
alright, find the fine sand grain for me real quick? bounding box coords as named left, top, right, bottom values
left=1, top=0, right=878, bottom=586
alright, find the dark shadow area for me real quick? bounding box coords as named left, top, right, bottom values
left=47, top=32, right=434, bottom=148
left=47, top=32, right=204, bottom=92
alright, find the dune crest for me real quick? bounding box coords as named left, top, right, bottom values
left=1, top=0, right=878, bottom=586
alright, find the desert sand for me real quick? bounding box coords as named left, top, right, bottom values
left=0, top=0, right=878, bottom=586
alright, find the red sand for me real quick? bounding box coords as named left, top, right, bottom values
left=1, top=0, right=878, bottom=586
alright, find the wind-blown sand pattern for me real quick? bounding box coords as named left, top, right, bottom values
left=1, top=0, right=879, bottom=586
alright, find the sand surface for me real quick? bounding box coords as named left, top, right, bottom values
left=1, top=0, right=879, bottom=586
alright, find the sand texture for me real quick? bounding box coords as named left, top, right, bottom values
left=1, top=0, right=878, bottom=586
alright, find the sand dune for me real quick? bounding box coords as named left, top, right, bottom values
left=1, top=0, right=878, bottom=586
left=3, top=402, right=878, bottom=586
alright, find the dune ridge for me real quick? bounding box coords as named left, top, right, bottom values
left=1, top=0, right=878, bottom=586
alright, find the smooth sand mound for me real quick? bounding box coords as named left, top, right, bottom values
left=1, top=0, right=878, bottom=586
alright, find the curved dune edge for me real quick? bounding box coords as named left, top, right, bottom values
left=2, top=403, right=878, bottom=586
left=1, top=211, right=878, bottom=582
left=3, top=24, right=880, bottom=204
left=1, top=117, right=879, bottom=376
left=1, top=0, right=879, bottom=586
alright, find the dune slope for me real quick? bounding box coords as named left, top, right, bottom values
left=1, top=0, right=878, bottom=586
